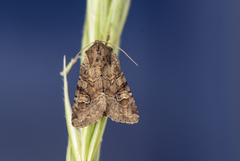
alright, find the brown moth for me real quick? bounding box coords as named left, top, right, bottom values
left=71, top=40, right=139, bottom=128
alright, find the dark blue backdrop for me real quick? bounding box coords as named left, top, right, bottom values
left=1, top=0, right=240, bottom=161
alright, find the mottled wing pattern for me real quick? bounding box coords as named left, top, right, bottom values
left=71, top=41, right=106, bottom=128
left=71, top=40, right=139, bottom=128
left=103, top=51, right=139, bottom=124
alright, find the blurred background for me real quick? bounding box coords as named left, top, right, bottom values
left=1, top=0, right=240, bottom=160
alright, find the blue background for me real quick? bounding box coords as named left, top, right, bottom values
left=1, top=0, right=240, bottom=160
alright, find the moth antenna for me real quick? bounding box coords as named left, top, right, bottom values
left=66, top=41, right=94, bottom=75
left=101, top=40, right=138, bottom=66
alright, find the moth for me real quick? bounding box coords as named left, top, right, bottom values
left=71, top=40, right=139, bottom=128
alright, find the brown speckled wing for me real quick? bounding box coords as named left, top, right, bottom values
left=71, top=41, right=106, bottom=128
left=103, top=52, right=139, bottom=124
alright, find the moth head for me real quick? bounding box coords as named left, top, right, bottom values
left=86, top=41, right=112, bottom=66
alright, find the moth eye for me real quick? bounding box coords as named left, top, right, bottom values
left=96, top=58, right=99, bottom=62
